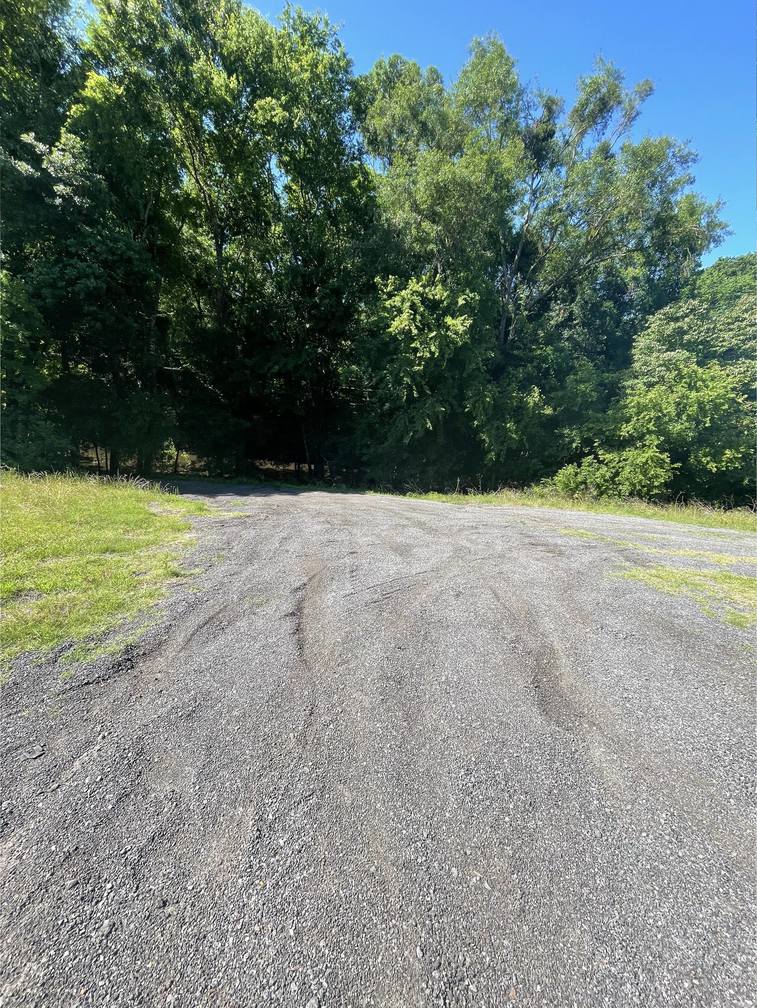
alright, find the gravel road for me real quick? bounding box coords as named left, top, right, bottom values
left=1, top=486, right=755, bottom=1007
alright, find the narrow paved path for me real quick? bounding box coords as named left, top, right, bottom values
left=1, top=487, right=754, bottom=1007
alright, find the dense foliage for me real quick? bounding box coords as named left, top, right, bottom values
left=2, top=0, right=753, bottom=501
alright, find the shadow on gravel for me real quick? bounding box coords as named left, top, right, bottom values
left=160, top=479, right=369, bottom=499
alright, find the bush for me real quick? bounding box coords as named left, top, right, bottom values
left=551, top=441, right=676, bottom=500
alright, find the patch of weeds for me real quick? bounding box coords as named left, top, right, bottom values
left=559, top=526, right=754, bottom=568
left=725, top=612, right=755, bottom=630
left=559, top=527, right=600, bottom=540
left=658, top=547, right=755, bottom=567
left=1, top=471, right=214, bottom=667
left=618, top=565, right=757, bottom=628
left=63, top=619, right=159, bottom=668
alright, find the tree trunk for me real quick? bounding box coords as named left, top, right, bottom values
left=213, top=230, right=227, bottom=333
left=138, top=448, right=154, bottom=476
left=301, top=421, right=311, bottom=475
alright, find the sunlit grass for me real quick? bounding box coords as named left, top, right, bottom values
left=618, top=565, right=757, bottom=628
left=1, top=471, right=210, bottom=666
left=557, top=526, right=756, bottom=566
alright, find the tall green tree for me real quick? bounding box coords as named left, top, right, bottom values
left=1, top=0, right=83, bottom=467
left=553, top=254, right=756, bottom=501
left=356, top=39, right=725, bottom=486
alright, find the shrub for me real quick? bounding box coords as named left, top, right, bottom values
left=551, top=441, right=676, bottom=500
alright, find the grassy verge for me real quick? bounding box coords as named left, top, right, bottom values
left=399, top=488, right=756, bottom=533
left=618, top=566, right=757, bottom=628
left=1, top=471, right=210, bottom=668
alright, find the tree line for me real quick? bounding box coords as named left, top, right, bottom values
left=2, top=0, right=754, bottom=501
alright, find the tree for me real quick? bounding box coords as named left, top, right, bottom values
left=0, top=271, right=70, bottom=469
left=553, top=255, right=755, bottom=501
left=0, top=0, right=81, bottom=255
left=358, top=275, right=490, bottom=485
left=356, top=39, right=724, bottom=485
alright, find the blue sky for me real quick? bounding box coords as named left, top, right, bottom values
left=267, top=0, right=754, bottom=264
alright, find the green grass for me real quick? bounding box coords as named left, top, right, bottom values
left=399, top=488, right=756, bottom=533
left=618, top=565, right=757, bottom=628
left=560, top=526, right=756, bottom=627
left=1, top=471, right=210, bottom=666
left=558, top=526, right=756, bottom=567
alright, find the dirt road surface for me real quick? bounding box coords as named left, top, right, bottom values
left=1, top=487, right=754, bottom=1007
